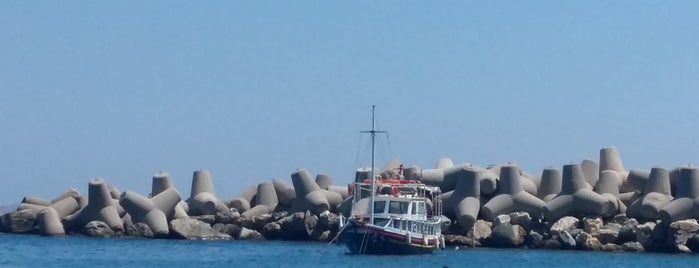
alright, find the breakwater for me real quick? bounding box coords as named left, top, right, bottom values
left=3, top=146, right=699, bottom=254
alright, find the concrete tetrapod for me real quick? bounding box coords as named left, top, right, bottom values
left=627, top=169, right=651, bottom=193
left=481, top=164, right=545, bottom=221
left=64, top=178, right=123, bottom=232
left=422, top=164, right=472, bottom=193
left=291, top=168, right=330, bottom=215
left=593, top=170, right=626, bottom=216
left=538, top=167, right=562, bottom=202
left=149, top=173, right=188, bottom=219
left=150, top=187, right=186, bottom=220
left=599, top=146, right=634, bottom=192
left=37, top=207, right=64, bottom=236
left=119, top=191, right=169, bottom=236
left=242, top=182, right=279, bottom=218
left=581, top=159, right=600, bottom=188
left=543, top=164, right=614, bottom=221
left=315, top=174, right=334, bottom=190
left=659, top=166, right=699, bottom=223
left=227, top=184, right=258, bottom=213
left=627, top=167, right=672, bottom=220
left=443, top=166, right=480, bottom=231
left=272, top=180, right=296, bottom=208
left=187, top=169, right=229, bottom=216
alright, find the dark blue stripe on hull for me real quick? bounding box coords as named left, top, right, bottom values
left=341, top=223, right=436, bottom=255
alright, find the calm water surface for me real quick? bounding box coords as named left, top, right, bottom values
left=0, top=233, right=696, bottom=268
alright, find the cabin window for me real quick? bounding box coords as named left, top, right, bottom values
left=418, top=202, right=426, bottom=214
left=374, top=218, right=389, bottom=227
left=389, top=201, right=409, bottom=214
left=374, top=201, right=386, bottom=213
left=411, top=202, right=417, bottom=214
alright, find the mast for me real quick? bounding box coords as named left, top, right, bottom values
left=362, top=105, right=385, bottom=225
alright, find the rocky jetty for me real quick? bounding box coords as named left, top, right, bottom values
left=4, top=146, right=699, bottom=254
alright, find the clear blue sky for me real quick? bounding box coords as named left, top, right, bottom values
left=1, top=2, right=698, bottom=204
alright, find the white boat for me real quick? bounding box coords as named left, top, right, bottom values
left=339, top=106, right=445, bottom=255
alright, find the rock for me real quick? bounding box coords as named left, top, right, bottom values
left=0, top=209, right=38, bottom=234
left=668, top=219, right=699, bottom=246
left=489, top=222, right=525, bottom=248
left=569, top=228, right=583, bottom=239
left=212, top=223, right=241, bottom=238
left=238, top=227, right=264, bottom=240
left=677, top=244, right=692, bottom=254
left=558, top=230, right=576, bottom=249
left=686, top=234, right=699, bottom=253
left=601, top=243, right=622, bottom=251
left=541, top=238, right=562, bottom=250
left=493, top=214, right=511, bottom=227
left=170, top=218, right=231, bottom=240
left=551, top=216, right=579, bottom=236
left=470, top=220, right=492, bottom=242
left=444, top=234, right=480, bottom=247
left=636, top=222, right=656, bottom=249
left=583, top=217, right=603, bottom=234
left=236, top=214, right=275, bottom=231
left=125, top=222, right=154, bottom=238
left=525, top=230, right=544, bottom=249
left=260, top=222, right=282, bottom=240
left=610, top=214, right=628, bottom=224
left=318, top=212, right=338, bottom=231
left=190, top=215, right=216, bottom=225
left=576, top=232, right=602, bottom=251
left=215, top=211, right=239, bottom=224
left=310, top=229, right=330, bottom=241
left=622, top=241, right=645, bottom=252
left=83, top=221, right=114, bottom=238
left=594, top=223, right=621, bottom=244
left=508, top=212, right=532, bottom=229
left=271, top=211, right=289, bottom=221
left=618, top=218, right=639, bottom=244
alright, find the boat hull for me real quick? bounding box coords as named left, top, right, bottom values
left=341, top=221, right=437, bottom=255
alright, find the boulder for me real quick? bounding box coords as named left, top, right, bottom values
left=169, top=218, right=231, bottom=240
left=594, top=223, right=621, bottom=244
left=125, top=222, right=154, bottom=238
left=618, top=218, right=639, bottom=244
left=215, top=210, right=239, bottom=224
left=508, top=211, right=532, bottom=229
left=444, top=234, right=480, bottom=247
left=236, top=214, right=275, bottom=231
left=260, top=222, right=282, bottom=240
left=576, top=232, right=602, bottom=251
left=525, top=230, right=544, bottom=249
left=677, top=244, right=692, bottom=253
left=557, top=230, right=576, bottom=249
left=622, top=241, right=645, bottom=252
left=541, top=238, right=562, bottom=250
left=0, top=209, right=38, bottom=234
left=83, top=221, right=114, bottom=238
left=489, top=222, right=525, bottom=248
left=470, top=220, right=492, bottom=242
left=270, top=211, right=317, bottom=240
left=685, top=234, right=699, bottom=253
left=668, top=219, right=699, bottom=246
left=601, top=243, right=622, bottom=251
left=190, top=215, right=216, bottom=225
left=493, top=214, right=511, bottom=227
left=582, top=217, right=603, bottom=234
left=636, top=222, right=656, bottom=249
left=550, top=216, right=579, bottom=236
left=238, top=227, right=264, bottom=240
left=212, top=223, right=241, bottom=238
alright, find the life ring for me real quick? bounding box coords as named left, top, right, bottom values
left=390, top=186, right=400, bottom=197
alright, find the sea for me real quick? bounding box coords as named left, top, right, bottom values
left=0, top=233, right=696, bottom=268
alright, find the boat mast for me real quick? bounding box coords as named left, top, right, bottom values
left=362, top=105, right=385, bottom=225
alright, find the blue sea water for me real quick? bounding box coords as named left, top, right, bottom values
left=0, top=233, right=697, bottom=268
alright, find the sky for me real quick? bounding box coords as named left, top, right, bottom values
left=1, top=2, right=699, bottom=204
